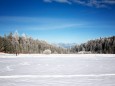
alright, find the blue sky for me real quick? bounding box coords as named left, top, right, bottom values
left=0, top=0, right=115, bottom=43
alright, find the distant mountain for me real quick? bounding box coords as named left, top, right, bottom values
left=53, top=43, right=76, bottom=49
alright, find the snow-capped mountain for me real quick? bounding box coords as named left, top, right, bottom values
left=52, top=43, right=76, bottom=48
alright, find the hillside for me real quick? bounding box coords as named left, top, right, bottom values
left=0, top=32, right=67, bottom=54
left=70, top=36, right=115, bottom=54
left=0, top=32, right=115, bottom=54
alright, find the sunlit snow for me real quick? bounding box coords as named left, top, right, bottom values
left=0, top=54, right=115, bottom=86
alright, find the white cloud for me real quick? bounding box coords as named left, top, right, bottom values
left=43, top=0, right=115, bottom=8
left=0, top=16, right=83, bottom=30
left=54, top=0, right=71, bottom=4
left=36, top=23, right=82, bottom=30
left=44, top=0, right=52, bottom=3
left=72, top=0, right=107, bottom=8
left=43, top=0, right=71, bottom=4
left=104, top=0, right=115, bottom=4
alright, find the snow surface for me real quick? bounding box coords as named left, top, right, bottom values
left=0, top=54, right=115, bottom=86
left=1, top=74, right=115, bottom=79
left=0, top=53, right=115, bottom=58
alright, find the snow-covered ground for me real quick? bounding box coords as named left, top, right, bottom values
left=0, top=54, right=115, bottom=86
left=0, top=53, right=115, bottom=58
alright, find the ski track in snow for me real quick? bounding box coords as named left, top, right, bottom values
left=0, top=74, right=115, bottom=79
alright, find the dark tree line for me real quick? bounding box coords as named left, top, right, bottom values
left=71, top=36, right=115, bottom=54
left=0, top=32, right=67, bottom=54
